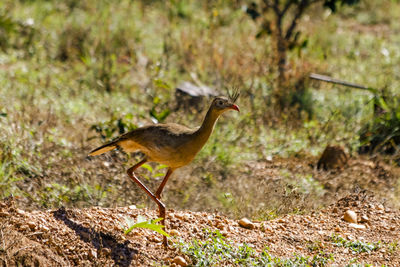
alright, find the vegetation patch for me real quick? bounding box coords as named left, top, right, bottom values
left=330, top=235, right=380, bottom=254
left=177, top=230, right=334, bottom=266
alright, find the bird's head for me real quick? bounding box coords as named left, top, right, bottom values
left=211, top=88, right=240, bottom=114
left=211, top=96, right=240, bottom=114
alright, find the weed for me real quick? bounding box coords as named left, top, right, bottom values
left=330, top=235, right=380, bottom=254
left=177, top=230, right=333, bottom=266
left=358, top=90, right=400, bottom=162
left=123, top=215, right=169, bottom=237
left=90, top=113, right=137, bottom=142
left=387, top=241, right=398, bottom=254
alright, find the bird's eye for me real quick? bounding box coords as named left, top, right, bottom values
left=216, top=100, right=223, bottom=106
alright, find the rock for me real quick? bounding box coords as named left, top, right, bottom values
left=343, top=210, right=357, bottom=223
left=377, top=204, right=384, bottom=210
left=335, top=226, right=342, bottom=232
left=41, top=225, right=50, bottom=231
left=175, top=213, right=190, bottom=222
left=148, top=235, right=162, bottom=243
left=89, top=249, right=97, bottom=259
left=332, top=207, right=338, bottom=213
left=128, top=205, right=136, bottom=210
left=169, top=229, right=180, bottom=236
left=16, top=209, right=26, bottom=216
left=27, top=221, right=36, bottom=230
left=172, top=256, right=187, bottom=266
left=360, top=215, right=369, bottom=223
left=348, top=223, right=366, bottom=229
left=239, top=218, right=255, bottom=229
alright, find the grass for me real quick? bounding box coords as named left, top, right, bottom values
left=0, top=0, right=400, bottom=218
left=330, top=235, right=380, bottom=254
left=176, top=230, right=334, bottom=266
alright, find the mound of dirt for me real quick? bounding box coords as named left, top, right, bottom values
left=0, top=192, right=399, bottom=266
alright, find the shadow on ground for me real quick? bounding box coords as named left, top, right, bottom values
left=53, top=207, right=137, bottom=267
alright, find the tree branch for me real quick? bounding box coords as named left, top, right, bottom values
left=284, top=0, right=309, bottom=40
left=282, top=0, right=294, bottom=15
left=273, top=0, right=282, bottom=16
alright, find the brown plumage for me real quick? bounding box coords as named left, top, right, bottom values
left=89, top=96, right=239, bottom=247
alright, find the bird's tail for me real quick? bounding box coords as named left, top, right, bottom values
left=88, top=142, right=117, bottom=156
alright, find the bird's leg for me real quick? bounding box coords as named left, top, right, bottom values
left=126, top=159, right=168, bottom=247
left=153, top=168, right=174, bottom=247
left=155, top=168, right=174, bottom=199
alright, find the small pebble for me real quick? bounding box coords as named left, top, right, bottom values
left=27, top=221, right=36, bottom=230
left=41, top=225, right=50, bottom=231
left=147, top=235, right=162, bottom=243
left=169, top=229, right=180, bottom=236
left=16, top=209, right=26, bottom=216
left=377, top=204, right=384, bottom=211
left=348, top=223, right=366, bottom=229
left=172, top=256, right=187, bottom=266
left=239, top=218, right=255, bottom=229
left=360, top=215, right=369, bottom=223
left=89, top=249, right=97, bottom=259
left=343, top=210, right=357, bottom=223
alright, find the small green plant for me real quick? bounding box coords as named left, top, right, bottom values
left=387, top=241, right=398, bottom=254
left=149, top=95, right=171, bottom=123
left=90, top=113, right=137, bottom=141
left=346, top=261, right=374, bottom=267
left=178, top=230, right=333, bottom=266
left=330, top=235, right=380, bottom=254
left=307, top=240, right=324, bottom=252
left=140, top=163, right=168, bottom=181
left=358, top=90, right=400, bottom=161
left=123, top=215, right=169, bottom=237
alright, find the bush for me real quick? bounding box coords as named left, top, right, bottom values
left=358, top=89, right=400, bottom=162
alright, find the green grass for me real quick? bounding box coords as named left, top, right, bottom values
left=176, top=230, right=334, bottom=266
left=330, top=235, right=380, bottom=254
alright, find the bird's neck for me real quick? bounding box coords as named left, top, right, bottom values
left=193, top=108, right=220, bottom=148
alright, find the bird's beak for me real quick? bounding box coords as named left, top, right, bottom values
left=229, top=104, right=240, bottom=112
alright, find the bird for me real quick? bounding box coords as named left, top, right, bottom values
left=88, top=92, right=240, bottom=247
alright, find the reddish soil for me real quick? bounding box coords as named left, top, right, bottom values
left=1, top=192, right=399, bottom=266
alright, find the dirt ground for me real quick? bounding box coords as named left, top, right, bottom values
left=1, top=158, right=400, bottom=266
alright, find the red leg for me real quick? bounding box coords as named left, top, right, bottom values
left=126, top=159, right=168, bottom=247
left=155, top=168, right=174, bottom=199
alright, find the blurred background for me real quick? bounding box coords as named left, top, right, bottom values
left=1, top=0, right=400, bottom=219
